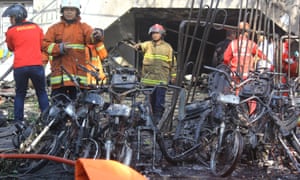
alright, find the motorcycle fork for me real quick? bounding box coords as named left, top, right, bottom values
left=75, top=118, right=88, bottom=156
left=217, top=121, right=226, bottom=153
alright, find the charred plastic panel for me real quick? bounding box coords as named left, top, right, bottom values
left=104, top=11, right=136, bottom=68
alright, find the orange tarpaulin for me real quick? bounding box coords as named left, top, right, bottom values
left=75, top=159, right=147, bottom=180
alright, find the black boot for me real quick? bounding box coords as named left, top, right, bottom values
left=14, top=121, right=26, bottom=133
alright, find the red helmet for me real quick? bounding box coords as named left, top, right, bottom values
left=148, top=24, right=166, bottom=36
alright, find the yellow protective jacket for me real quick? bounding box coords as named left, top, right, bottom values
left=85, top=41, right=108, bottom=85
left=140, top=40, right=176, bottom=86
left=42, top=16, right=98, bottom=89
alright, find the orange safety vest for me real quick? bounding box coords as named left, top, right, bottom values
left=224, top=36, right=266, bottom=79
left=224, top=36, right=266, bottom=115
left=85, top=41, right=108, bottom=85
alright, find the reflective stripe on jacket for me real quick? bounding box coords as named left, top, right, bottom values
left=50, top=74, right=87, bottom=85
left=42, top=16, right=95, bottom=89
left=223, top=35, right=266, bottom=79
left=140, top=40, right=176, bottom=86
left=85, top=41, right=108, bottom=85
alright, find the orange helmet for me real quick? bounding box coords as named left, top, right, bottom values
left=148, top=24, right=166, bottom=36
left=238, top=21, right=250, bottom=31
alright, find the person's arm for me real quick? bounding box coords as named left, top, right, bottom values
left=252, top=43, right=267, bottom=60
left=223, top=42, right=233, bottom=65
left=5, top=30, right=14, bottom=52
left=94, top=41, right=108, bottom=60
left=42, top=25, right=64, bottom=57
left=39, top=26, right=44, bottom=50
left=169, top=47, right=177, bottom=82
left=81, top=23, right=100, bottom=44
left=41, top=52, right=49, bottom=66
left=134, top=41, right=146, bottom=52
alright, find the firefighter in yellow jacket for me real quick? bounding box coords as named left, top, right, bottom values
left=42, top=0, right=104, bottom=100
left=85, top=37, right=108, bottom=85
left=135, top=24, right=176, bottom=122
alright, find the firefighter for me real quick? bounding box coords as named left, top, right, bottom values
left=85, top=36, right=108, bottom=85
left=223, top=21, right=267, bottom=79
left=2, top=3, right=49, bottom=129
left=42, top=0, right=104, bottom=100
left=223, top=21, right=267, bottom=116
left=282, top=38, right=299, bottom=77
left=135, top=24, right=176, bottom=122
left=212, top=30, right=236, bottom=67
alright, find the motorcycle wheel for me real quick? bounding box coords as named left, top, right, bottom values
left=62, top=138, right=100, bottom=173
left=279, top=132, right=300, bottom=172
left=17, top=134, right=59, bottom=173
left=210, top=129, right=244, bottom=177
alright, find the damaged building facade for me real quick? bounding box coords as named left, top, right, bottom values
left=0, top=0, right=299, bottom=83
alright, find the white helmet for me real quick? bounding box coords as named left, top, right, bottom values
left=61, top=0, right=81, bottom=9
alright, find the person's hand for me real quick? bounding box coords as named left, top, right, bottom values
left=92, top=28, right=104, bottom=42
left=133, top=43, right=141, bottom=50
left=63, top=42, right=72, bottom=52
left=168, top=77, right=176, bottom=85
left=60, top=42, right=72, bottom=54
left=171, top=77, right=176, bottom=84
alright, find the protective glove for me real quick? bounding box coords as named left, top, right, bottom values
left=102, top=58, right=109, bottom=64
left=59, top=42, right=72, bottom=54
left=92, top=28, right=104, bottom=42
